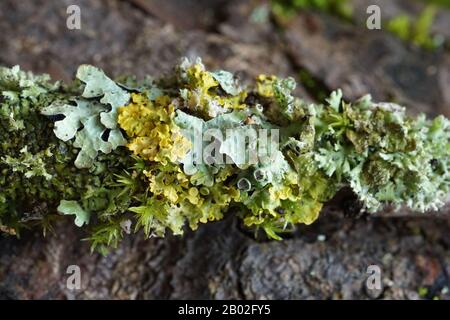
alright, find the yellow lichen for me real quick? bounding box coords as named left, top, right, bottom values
left=118, top=93, right=191, bottom=164
left=180, top=62, right=247, bottom=118
left=256, top=74, right=277, bottom=98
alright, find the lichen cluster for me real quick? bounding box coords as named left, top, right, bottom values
left=1, top=58, right=449, bottom=252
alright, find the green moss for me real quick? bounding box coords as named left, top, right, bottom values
left=420, top=0, right=450, bottom=9
left=387, top=5, right=443, bottom=50
left=298, top=69, right=330, bottom=102
left=271, top=0, right=353, bottom=21
left=272, top=0, right=446, bottom=51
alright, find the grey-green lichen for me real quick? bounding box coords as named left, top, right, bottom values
left=0, top=59, right=449, bottom=253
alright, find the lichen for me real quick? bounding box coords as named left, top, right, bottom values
left=0, top=65, right=134, bottom=241
left=1, top=58, right=449, bottom=252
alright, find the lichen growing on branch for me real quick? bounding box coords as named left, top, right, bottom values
left=0, top=58, right=449, bottom=253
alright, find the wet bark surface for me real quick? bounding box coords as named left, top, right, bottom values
left=0, top=0, right=449, bottom=299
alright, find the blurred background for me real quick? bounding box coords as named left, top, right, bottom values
left=0, top=0, right=449, bottom=300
